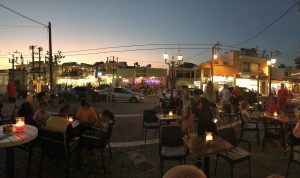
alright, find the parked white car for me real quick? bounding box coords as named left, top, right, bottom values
left=97, top=87, right=144, bottom=103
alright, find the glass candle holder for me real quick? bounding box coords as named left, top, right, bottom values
left=15, top=117, right=25, bottom=132
left=168, top=111, right=173, bottom=117
left=274, top=112, right=278, bottom=117
left=68, top=116, right=73, bottom=123
left=205, top=132, right=213, bottom=142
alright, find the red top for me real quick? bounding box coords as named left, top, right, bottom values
left=265, top=104, right=280, bottom=115
left=277, top=89, right=288, bottom=105
left=7, top=83, right=16, bottom=98
left=231, top=90, right=239, bottom=97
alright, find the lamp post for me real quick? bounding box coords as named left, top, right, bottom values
left=163, top=53, right=183, bottom=99
left=267, top=58, right=276, bottom=96
left=211, top=43, right=219, bottom=82
left=7, top=51, right=22, bottom=80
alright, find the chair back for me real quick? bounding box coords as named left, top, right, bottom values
left=100, top=124, right=113, bottom=148
left=39, top=127, right=69, bottom=156
left=160, top=125, right=183, bottom=147
left=143, top=110, right=158, bottom=123
left=217, top=127, right=238, bottom=147
left=240, top=112, right=247, bottom=127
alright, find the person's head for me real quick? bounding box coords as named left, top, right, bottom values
left=81, top=100, right=90, bottom=108
left=59, top=106, right=69, bottom=118
left=18, top=101, right=34, bottom=117
left=101, top=109, right=114, bottom=120
left=205, top=81, right=214, bottom=93
left=281, top=83, right=285, bottom=90
left=240, top=100, right=249, bottom=110
left=163, top=165, right=207, bottom=178
left=40, top=102, right=48, bottom=110
left=224, top=84, right=228, bottom=89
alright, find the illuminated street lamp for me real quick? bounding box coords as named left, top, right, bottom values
left=163, top=52, right=183, bottom=99
left=267, top=58, right=276, bottom=96
left=7, top=51, right=23, bottom=80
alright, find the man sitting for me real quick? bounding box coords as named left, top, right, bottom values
left=46, top=106, right=70, bottom=133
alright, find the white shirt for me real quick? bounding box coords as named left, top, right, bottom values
left=222, top=88, right=231, bottom=103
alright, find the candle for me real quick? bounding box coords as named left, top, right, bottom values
left=274, top=112, right=278, bottom=117
left=15, top=117, right=25, bottom=132
left=68, top=116, right=73, bottom=123
left=205, top=132, right=213, bottom=142
left=168, top=111, right=173, bottom=117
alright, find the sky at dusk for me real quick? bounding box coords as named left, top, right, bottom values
left=0, top=0, right=299, bottom=69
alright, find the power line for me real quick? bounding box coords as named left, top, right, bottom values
left=64, top=47, right=212, bottom=57
left=62, top=43, right=214, bottom=54
left=0, top=3, right=47, bottom=27
left=0, top=24, right=45, bottom=28
left=234, top=1, right=298, bottom=46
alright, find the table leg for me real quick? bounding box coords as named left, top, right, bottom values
left=204, top=156, right=210, bottom=178
left=6, top=147, right=15, bottom=178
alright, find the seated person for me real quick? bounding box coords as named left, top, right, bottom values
left=32, top=102, right=51, bottom=126
left=18, top=101, right=39, bottom=128
left=265, top=97, right=280, bottom=115
left=46, top=106, right=70, bottom=133
left=240, top=100, right=257, bottom=127
left=93, top=110, right=115, bottom=138
left=77, top=100, right=97, bottom=128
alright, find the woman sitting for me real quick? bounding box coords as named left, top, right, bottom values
left=265, top=97, right=280, bottom=115
left=77, top=100, right=97, bottom=128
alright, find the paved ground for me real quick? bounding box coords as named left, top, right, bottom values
left=1, top=97, right=300, bottom=177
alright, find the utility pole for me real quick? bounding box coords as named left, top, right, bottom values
left=48, top=22, right=54, bottom=91
left=29, top=45, right=35, bottom=80
left=211, top=45, right=215, bottom=82
left=38, top=46, right=43, bottom=78
left=112, top=56, right=115, bottom=84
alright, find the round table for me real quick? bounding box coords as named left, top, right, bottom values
left=0, top=125, right=38, bottom=178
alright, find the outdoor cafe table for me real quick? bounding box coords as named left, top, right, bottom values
left=262, top=112, right=300, bottom=151
left=183, top=133, right=234, bottom=178
left=156, top=114, right=181, bottom=125
left=0, top=125, right=38, bottom=178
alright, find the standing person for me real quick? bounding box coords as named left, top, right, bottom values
left=181, top=88, right=194, bottom=135
left=203, top=81, right=218, bottom=104
left=278, top=83, right=288, bottom=113
left=107, top=83, right=114, bottom=106
left=7, top=79, right=17, bottom=102
left=221, top=84, right=231, bottom=106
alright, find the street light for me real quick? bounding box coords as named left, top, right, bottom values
left=267, top=58, right=276, bottom=96
left=163, top=52, right=183, bottom=99
left=7, top=51, right=22, bottom=80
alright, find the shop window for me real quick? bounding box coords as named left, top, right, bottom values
left=242, top=62, right=250, bottom=72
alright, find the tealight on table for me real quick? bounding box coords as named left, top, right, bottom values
left=156, top=114, right=181, bottom=125
left=0, top=125, right=38, bottom=178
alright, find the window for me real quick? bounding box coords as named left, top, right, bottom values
left=242, top=62, right=250, bottom=72
left=250, top=63, right=259, bottom=73
left=203, top=68, right=210, bottom=77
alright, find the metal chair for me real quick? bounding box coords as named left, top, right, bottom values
left=39, top=127, right=80, bottom=178
left=215, top=127, right=251, bottom=178
left=240, top=112, right=260, bottom=144
left=286, top=133, right=300, bottom=177
left=142, top=110, right=159, bottom=143
left=80, top=123, right=114, bottom=174
left=159, top=125, right=189, bottom=176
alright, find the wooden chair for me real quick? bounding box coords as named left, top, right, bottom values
left=39, top=127, right=80, bottom=178
left=142, top=110, right=159, bottom=143
left=215, top=127, right=251, bottom=178
left=80, top=123, right=114, bottom=174
left=159, top=125, right=189, bottom=176
left=240, top=112, right=260, bottom=144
